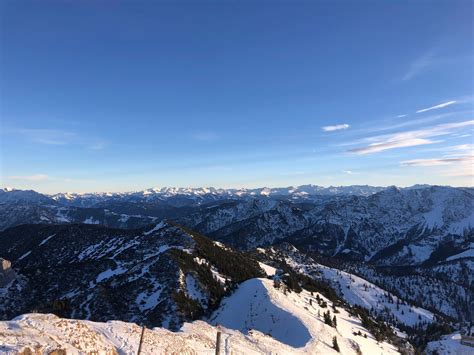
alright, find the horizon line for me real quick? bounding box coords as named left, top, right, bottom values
left=2, top=183, right=468, bottom=196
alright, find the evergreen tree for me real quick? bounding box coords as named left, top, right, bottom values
left=324, top=310, right=332, bottom=326
left=332, top=336, right=340, bottom=352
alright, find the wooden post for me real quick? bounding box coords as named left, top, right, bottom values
left=215, top=330, right=222, bottom=355
left=137, top=325, right=146, bottom=355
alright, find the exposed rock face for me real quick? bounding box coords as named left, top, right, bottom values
left=0, top=258, right=15, bottom=287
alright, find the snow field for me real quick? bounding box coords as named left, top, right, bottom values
left=0, top=278, right=402, bottom=354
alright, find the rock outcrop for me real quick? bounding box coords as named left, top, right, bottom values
left=0, top=258, right=16, bottom=287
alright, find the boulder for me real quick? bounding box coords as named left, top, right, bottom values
left=0, top=258, right=16, bottom=287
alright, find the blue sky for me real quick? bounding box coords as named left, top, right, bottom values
left=1, top=1, right=473, bottom=193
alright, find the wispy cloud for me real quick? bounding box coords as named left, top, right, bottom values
left=322, top=124, right=350, bottom=132
left=5, top=174, right=96, bottom=184
left=17, top=128, right=107, bottom=149
left=342, top=170, right=358, bottom=175
left=401, top=150, right=473, bottom=177
left=349, top=120, right=474, bottom=155
left=446, top=144, right=474, bottom=154
left=397, top=114, right=407, bottom=118
left=7, top=174, right=49, bottom=182
left=416, top=101, right=457, bottom=113
left=19, top=129, right=76, bottom=145
left=401, top=156, right=473, bottom=167
left=418, top=144, right=473, bottom=156
left=401, top=52, right=434, bottom=81
left=350, top=138, right=435, bottom=154
left=347, top=110, right=468, bottom=137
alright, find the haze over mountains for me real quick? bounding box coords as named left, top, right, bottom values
left=0, top=185, right=390, bottom=231
left=1, top=184, right=472, bottom=265
left=0, top=184, right=472, bottom=354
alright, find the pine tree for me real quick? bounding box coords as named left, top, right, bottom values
left=324, top=311, right=332, bottom=326
left=332, top=336, right=340, bottom=352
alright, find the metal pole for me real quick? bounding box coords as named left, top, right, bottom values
left=215, top=330, right=222, bottom=355
left=137, top=325, right=146, bottom=355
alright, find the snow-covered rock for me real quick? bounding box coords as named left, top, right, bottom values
left=0, top=278, right=402, bottom=354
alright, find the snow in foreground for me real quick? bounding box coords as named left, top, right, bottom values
left=0, top=278, right=400, bottom=354
left=211, top=278, right=399, bottom=354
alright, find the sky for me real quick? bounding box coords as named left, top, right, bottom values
left=1, top=0, right=473, bottom=193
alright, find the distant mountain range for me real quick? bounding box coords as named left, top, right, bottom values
left=49, top=185, right=389, bottom=207
left=0, top=184, right=472, bottom=352
left=1, top=185, right=472, bottom=268
left=0, top=185, right=389, bottom=231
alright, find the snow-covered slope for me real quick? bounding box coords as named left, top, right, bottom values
left=425, top=332, right=474, bottom=355
left=0, top=222, right=265, bottom=328
left=0, top=188, right=55, bottom=204
left=0, top=278, right=403, bottom=354
left=0, top=197, right=158, bottom=231
left=210, top=278, right=400, bottom=354
left=344, top=262, right=472, bottom=321
left=315, top=265, right=434, bottom=327
left=252, top=244, right=436, bottom=329
left=1, top=312, right=316, bottom=354
left=0, top=313, right=281, bottom=355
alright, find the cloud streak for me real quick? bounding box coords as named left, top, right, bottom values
left=350, top=138, right=435, bottom=154
left=401, top=153, right=473, bottom=178
left=416, top=101, right=456, bottom=113
left=401, top=155, right=473, bottom=167
left=322, top=124, right=350, bottom=132
left=7, top=174, right=49, bottom=182
left=401, top=52, right=434, bottom=81
left=19, top=129, right=76, bottom=145
left=5, top=174, right=97, bottom=184
left=18, top=128, right=107, bottom=150
left=348, top=120, right=474, bottom=155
